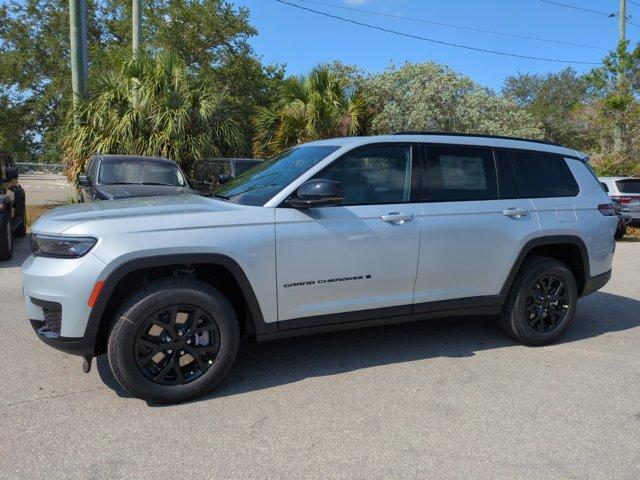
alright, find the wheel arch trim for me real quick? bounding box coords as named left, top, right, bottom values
left=500, top=235, right=590, bottom=297
left=87, top=253, right=273, bottom=354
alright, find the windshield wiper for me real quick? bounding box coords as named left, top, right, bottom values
left=213, top=192, right=230, bottom=200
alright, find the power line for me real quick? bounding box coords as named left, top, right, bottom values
left=540, top=0, right=616, bottom=16
left=294, top=0, right=606, bottom=51
left=275, top=0, right=601, bottom=65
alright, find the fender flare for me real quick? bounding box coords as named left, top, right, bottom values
left=86, top=253, right=274, bottom=354
left=499, top=235, right=590, bottom=296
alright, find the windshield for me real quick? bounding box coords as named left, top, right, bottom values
left=215, top=146, right=340, bottom=206
left=99, top=160, right=187, bottom=186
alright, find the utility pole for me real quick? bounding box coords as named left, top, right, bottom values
left=69, top=0, right=88, bottom=112
left=132, top=0, right=141, bottom=55
left=614, top=0, right=627, bottom=153
left=620, top=0, right=627, bottom=44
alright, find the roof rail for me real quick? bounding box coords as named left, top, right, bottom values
left=391, top=131, right=563, bottom=148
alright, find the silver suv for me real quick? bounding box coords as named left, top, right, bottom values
left=22, top=134, right=617, bottom=403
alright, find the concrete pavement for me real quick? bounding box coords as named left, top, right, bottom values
left=0, top=238, right=639, bottom=479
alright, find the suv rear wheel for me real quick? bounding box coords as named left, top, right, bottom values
left=108, top=278, right=239, bottom=403
left=499, top=257, right=578, bottom=345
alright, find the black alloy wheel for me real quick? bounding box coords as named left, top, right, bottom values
left=135, top=305, right=220, bottom=386
left=108, top=278, right=240, bottom=403
left=525, top=275, right=570, bottom=333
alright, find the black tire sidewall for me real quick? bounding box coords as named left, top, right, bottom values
left=509, top=260, right=578, bottom=345
left=0, top=215, right=12, bottom=261
left=109, top=283, right=239, bottom=403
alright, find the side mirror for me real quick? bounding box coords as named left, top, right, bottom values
left=286, top=179, right=344, bottom=209
left=6, top=166, right=18, bottom=181
left=78, top=175, right=91, bottom=187
left=218, top=173, right=232, bottom=185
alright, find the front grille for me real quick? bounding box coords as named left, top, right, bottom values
left=43, top=307, right=62, bottom=334
left=30, top=297, right=62, bottom=337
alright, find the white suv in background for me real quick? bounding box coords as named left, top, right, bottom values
left=22, top=133, right=617, bottom=403
left=599, top=176, right=640, bottom=226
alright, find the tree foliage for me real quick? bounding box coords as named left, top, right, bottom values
left=364, top=62, right=544, bottom=139
left=0, top=0, right=280, bottom=161
left=61, top=52, right=243, bottom=179
left=253, top=65, right=370, bottom=157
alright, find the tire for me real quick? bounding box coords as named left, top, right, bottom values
left=499, top=256, right=578, bottom=345
left=108, top=278, right=240, bottom=403
left=14, top=209, right=26, bottom=238
left=614, top=223, right=626, bottom=240
left=0, top=215, right=13, bottom=261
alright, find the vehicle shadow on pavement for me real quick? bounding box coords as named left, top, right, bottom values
left=95, top=290, right=640, bottom=406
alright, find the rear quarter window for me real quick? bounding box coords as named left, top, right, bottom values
left=510, top=150, right=579, bottom=198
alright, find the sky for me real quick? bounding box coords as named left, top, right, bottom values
left=236, top=0, right=638, bottom=91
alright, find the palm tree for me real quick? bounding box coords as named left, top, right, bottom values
left=253, top=65, right=370, bottom=157
left=61, top=52, right=244, bottom=180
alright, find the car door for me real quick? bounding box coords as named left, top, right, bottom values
left=275, top=143, right=422, bottom=327
left=414, top=145, right=540, bottom=309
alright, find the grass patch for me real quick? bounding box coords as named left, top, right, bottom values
left=624, top=226, right=640, bottom=241
left=26, top=204, right=59, bottom=231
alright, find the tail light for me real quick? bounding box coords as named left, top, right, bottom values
left=611, top=196, right=633, bottom=204
left=598, top=203, right=616, bottom=216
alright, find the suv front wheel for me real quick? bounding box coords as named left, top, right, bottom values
left=499, top=257, right=578, bottom=345
left=108, top=278, right=240, bottom=403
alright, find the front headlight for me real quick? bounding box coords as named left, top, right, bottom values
left=30, top=234, right=97, bottom=258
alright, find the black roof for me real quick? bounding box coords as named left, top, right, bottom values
left=391, top=131, right=563, bottom=148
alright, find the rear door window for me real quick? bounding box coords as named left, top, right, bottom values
left=616, top=179, right=640, bottom=194
left=422, top=145, right=498, bottom=202
left=510, top=150, right=579, bottom=198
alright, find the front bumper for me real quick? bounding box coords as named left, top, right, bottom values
left=22, top=251, right=106, bottom=356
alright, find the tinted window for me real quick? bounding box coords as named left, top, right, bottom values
left=510, top=150, right=579, bottom=198
left=315, top=145, right=413, bottom=205
left=217, top=146, right=339, bottom=206
left=616, top=179, right=640, bottom=194
left=423, top=146, right=498, bottom=202
left=99, top=160, right=186, bottom=186
left=495, top=150, right=519, bottom=199
left=600, top=182, right=609, bottom=193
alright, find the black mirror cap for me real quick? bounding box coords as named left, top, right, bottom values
left=6, top=166, right=18, bottom=181
left=77, top=175, right=91, bottom=187
left=218, top=173, right=232, bottom=185
left=286, top=179, right=345, bottom=208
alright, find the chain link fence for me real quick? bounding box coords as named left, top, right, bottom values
left=16, top=163, right=77, bottom=206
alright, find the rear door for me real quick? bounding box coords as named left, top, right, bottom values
left=414, top=145, right=540, bottom=307
left=275, top=143, right=422, bottom=325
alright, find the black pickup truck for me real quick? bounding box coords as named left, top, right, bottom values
left=0, top=150, right=26, bottom=260
left=78, top=154, right=200, bottom=202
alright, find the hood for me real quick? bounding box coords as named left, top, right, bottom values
left=32, top=194, right=252, bottom=236
left=95, top=184, right=200, bottom=199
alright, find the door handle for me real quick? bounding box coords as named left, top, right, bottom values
left=502, top=208, right=528, bottom=219
left=381, top=212, right=414, bottom=224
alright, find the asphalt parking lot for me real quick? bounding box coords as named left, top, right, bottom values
left=0, top=238, right=639, bottom=479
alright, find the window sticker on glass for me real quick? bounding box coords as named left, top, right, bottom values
left=439, top=155, right=487, bottom=190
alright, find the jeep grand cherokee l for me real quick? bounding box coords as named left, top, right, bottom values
left=22, top=134, right=617, bottom=403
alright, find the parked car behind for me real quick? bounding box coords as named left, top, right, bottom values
left=599, top=176, right=639, bottom=239
left=78, top=155, right=199, bottom=202
left=0, top=149, right=26, bottom=260
left=191, top=158, right=262, bottom=195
